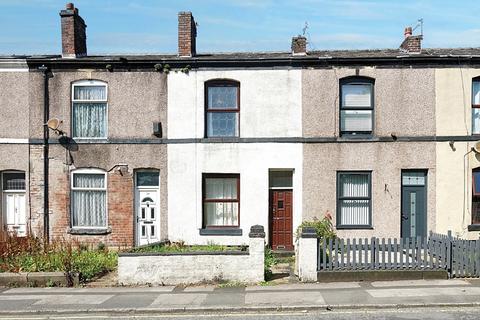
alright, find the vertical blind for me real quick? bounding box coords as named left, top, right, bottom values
left=72, top=173, right=106, bottom=228
left=339, top=173, right=370, bottom=226
left=204, top=177, right=239, bottom=226
left=72, top=85, right=107, bottom=138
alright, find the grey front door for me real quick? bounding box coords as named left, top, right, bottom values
left=401, top=171, right=427, bottom=238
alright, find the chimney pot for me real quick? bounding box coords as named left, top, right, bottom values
left=404, top=26, right=413, bottom=38
left=178, top=11, right=197, bottom=57
left=291, top=35, right=307, bottom=56
left=60, top=3, right=87, bottom=58
left=400, top=26, right=422, bottom=54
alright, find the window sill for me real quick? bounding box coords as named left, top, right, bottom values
left=467, top=224, right=480, bottom=231
left=68, top=227, right=112, bottom=235
left=339, top=134, right=374, bottom=140
left=199, top=228, right=243, bottom=236
left=336, top=225, right=374, bottom=230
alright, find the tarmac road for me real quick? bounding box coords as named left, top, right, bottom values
left=1, top=306, right=480, bottom=320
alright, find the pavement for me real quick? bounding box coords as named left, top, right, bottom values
left=1, top=279, right=480, bottom=316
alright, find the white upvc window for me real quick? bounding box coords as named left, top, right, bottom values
left=472, top=79, right=480, bottom=134
left=72, top=80, right=108, bottom=139
left=70, top=168, right=107, bottom=228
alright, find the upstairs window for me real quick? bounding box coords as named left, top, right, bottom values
left=472, top=78, right=480, bottom=134
left=72, top=80, right=107, bottom=139
left=340, top=78, right=374, bottom=136
left=205, top=80, right=239, bottom=137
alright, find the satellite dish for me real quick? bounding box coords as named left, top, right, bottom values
left=46, top=118, right=61, bottom=130
left=474, top=141, right=480, bottom=153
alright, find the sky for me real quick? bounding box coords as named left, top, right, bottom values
left=0, top=0, right=480, bottom=55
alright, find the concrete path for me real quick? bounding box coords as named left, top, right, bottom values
left=0, top=279, right=479, bottom=316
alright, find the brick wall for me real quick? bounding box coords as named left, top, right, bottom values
left=60, top=3, right=87, bottom=57
left=178, top=12, right=196, bottom=57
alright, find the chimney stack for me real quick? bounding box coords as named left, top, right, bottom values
left=59, top=3, right=87, bottom=58
left=291, top=36, right=307, bottom=56
left=400, top=26, right=422, bottom=54
left=178, top=12, right=197, bottom=57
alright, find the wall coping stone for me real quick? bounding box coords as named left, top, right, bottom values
left=249, top=225, right=265, bottom=238
left=119, top=250, right=248, bottom=257
left=301, top=226, right=317, bottom=238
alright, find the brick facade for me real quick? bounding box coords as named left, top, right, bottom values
left=178, top=11, right=196, bottom=57
left=59, top=3, right=87, bottom=58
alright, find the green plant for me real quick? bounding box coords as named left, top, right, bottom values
left=129, top=241, right=246, bottom=254
left=0, top=234, right=118, bottom=285
left=264, top=247, right=278, bottom=281
left=296, top=213, right=337, bottom=244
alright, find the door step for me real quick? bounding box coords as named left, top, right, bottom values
left=272, top=250, right=295, bottom=258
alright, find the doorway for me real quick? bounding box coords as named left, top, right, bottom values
left=401, top=170, right=427, bottom=238
left=2, top=171, right=27, bottom=237
left=135, top=171, right=160, bottom=246
left=269, top=170, right=293, bottom=251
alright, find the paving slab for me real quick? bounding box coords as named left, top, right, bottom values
left=367, top=286, right=480, bottom=298
left=4, top=286, right=175, bottom=294
left=246, top=282, right=361, bottom=291
left=245, top=291, right=325, bottom=306
left=150, top=293, right=208, bottom=307
left=371, top=279, right=471, bottom=287
left=31, top=294, right=113, bottom=305
left=183, top=286, right=215, bottom=292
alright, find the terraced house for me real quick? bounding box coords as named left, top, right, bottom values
left=1, top=3, right=480, bottom=249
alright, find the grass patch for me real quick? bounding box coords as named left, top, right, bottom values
left=128, top=241, right=248, bottom=254
left=0, top=235, right=118, bottom=284
left=264, top=247, right=278, bottom=281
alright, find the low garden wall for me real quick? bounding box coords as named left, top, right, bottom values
left=118, top=225, right=265, bottom=285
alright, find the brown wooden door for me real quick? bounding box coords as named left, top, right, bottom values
left=270, top=190, right=293, bottom=251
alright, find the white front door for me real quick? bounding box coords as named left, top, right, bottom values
left=135, top=171, right=160, bottom=246
left=4, top=193, right=26, bottom=236
left=2, top=171, right=27, bottom=237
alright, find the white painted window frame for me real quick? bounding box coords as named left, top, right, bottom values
left=71, top=80, right=108, bottom=140
left=70, top=168, right=108, bottom=230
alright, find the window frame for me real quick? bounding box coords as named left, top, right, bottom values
left=339, top=77, right=375, bottom=137
left=204, top=79, right=240, bottom=138
left=71, top=80, right=108, bottom=140
left=70, top=168, right=108, bottom=230
left=472, top=77, right=480, bottom=135
left=336, top=171, right=373, bottom=229
left=202, top=173, right=240, bottom=229
left=1, top=170, right=26, bottom=192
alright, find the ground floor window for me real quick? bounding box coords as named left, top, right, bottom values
left=472, top=169, right=480, bottom=225
left=337, top=171, right=372, bottom=228
left=71, top=169, right=107, bottom=228
left=203, top=174, right=240, bottom=227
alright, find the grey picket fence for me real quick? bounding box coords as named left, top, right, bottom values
left=318, top=232, right=480, bottom=278
left=430, top=231, right=480, bottom=277
left=318, top=236, right=450, bottom=272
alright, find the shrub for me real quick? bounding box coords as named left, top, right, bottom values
left=296, top=212, right=337, bottom=244
left=0, top=234, right=117, bottom=284
left=264, top=247, right=277, bottom=281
